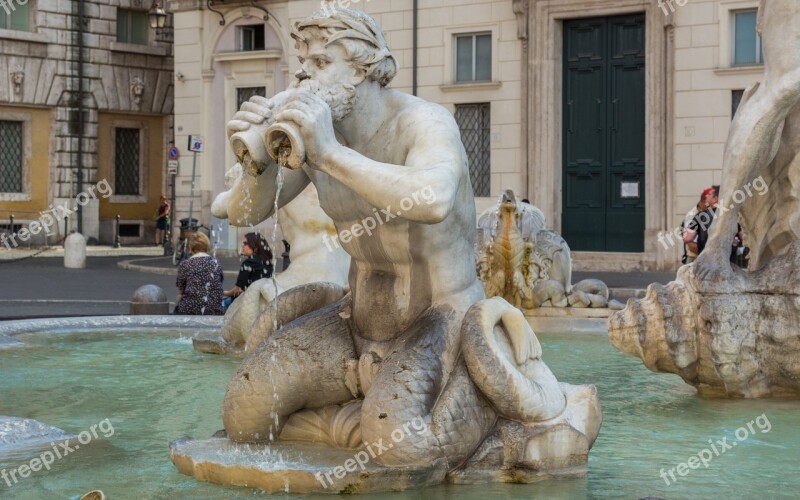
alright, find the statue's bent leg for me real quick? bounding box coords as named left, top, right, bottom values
left=360, top=306, right=496, bottom=467
left=223, top=300, right=357, bottom=443
left=462, top=298, right=566, bottom=422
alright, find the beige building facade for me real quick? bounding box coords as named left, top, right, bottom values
left=168, top=0, right=764, bottom=270
left=0, top=0, right=174, bottom=247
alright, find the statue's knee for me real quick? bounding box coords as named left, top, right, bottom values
left=773, top=70, right=800, bottom=102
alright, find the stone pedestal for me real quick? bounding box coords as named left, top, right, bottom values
left=170, top=438, right=448, bottom=494
left=170, top=383, right=601, bottom=493
left=609, top=241, right=800, bottom=398
left=64, top=233, right=87, bottom=269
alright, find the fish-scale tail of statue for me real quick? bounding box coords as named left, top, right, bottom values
left=222, top=301, right=358, bottom=442
left=462, top=297, right=566, bottom=422
left=359, top=306, right=497, bottom=468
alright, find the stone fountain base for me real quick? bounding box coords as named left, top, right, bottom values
left=170, top=383, right=601, bottom=494
left=609, top=241, right=800, bottom=398
left=170, top=438, right=448, bottom=494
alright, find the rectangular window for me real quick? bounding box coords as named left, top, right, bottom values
left=732, top=89, right=745, bottom=117
left=0, top=121, right=23, bottom=193
left=455, top=33, right=492, bottom=83
left=240, top=24, right=266, bottom=52
left=114, top=128, right=141, bottom=195
left=732, top=10, right=762, bottom=66
left=0, top=1, right=30, bottom=31
left=455, top=103, right=491, bottom=197
left=117, top=9, right=148, bottom=45
left=237, top=87, right=266, bottom=109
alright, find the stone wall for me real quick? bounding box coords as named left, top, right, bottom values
left=0, top=0, right=173, bottom=244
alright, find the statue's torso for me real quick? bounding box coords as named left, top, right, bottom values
left=303, top=100, right=481, bottom=341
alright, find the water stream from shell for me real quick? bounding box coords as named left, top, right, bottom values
left=267, top=160, right=285, bottom=443
left=237, top=147, right=286, bottom=446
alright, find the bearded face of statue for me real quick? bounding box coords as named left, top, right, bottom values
left=293, top=36, right=359, bottom=122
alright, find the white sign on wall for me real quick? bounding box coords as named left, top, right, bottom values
left=188, top=135, right=204, bottom=152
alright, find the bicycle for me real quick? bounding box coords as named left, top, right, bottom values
left=162, top=216, right=174, bottom=256
left=172, top=218, right=209, bottom=266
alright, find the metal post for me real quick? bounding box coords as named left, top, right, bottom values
left=64, top=216, right=69, bottom=246
left=115, top=215, right=121, bottom=248
left=169, top=170, right=176, bottom=252
left=9, top=214, right=14, bottom=234
left=77, top=0, right=85, bottom=234
left=188, top=150, right=197, bottom=228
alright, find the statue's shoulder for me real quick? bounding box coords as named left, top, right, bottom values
left=388, top=91, right=459, bottom=131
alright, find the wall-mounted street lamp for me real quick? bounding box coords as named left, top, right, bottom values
left=148, top=0, right=168, bottom=29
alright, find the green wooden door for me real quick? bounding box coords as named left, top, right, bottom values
left=562, top=14, right=645, bottom=252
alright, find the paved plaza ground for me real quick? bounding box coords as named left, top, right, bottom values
left=0, top=247, right=677, bottom=320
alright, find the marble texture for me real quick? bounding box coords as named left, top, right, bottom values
left=610, top=242, right=800, bottom=398
left=179, top=8, right=602, bottom=493
left=213, top=183, right=350, bottom=350
left=609, top=0, right=800, bottom=399
left=476, top=190, right=615, bottom=309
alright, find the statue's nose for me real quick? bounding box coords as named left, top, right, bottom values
left=295, top=69, right=310, bottom=81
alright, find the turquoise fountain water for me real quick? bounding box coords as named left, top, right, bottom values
left=1, top=329, right=798, bottom=499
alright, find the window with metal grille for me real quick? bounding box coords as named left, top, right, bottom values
left=240, top=24, right=266, bottom=51
left=455, top=103, right=491, bottom=197
left=455, top=33, right=491, bottom=83
left=117, top=9, right=148, bottom=45
left=732, top=89, right=745, bottom=117
left=0, top=121, right=23, bottom=193
left=115, top=128, right=141, bottom=195
left=237, top=87, right=267, bottom=109
left=732, top=10, right=762, bottom=66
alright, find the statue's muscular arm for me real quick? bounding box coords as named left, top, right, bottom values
left=318, top=111, right=464, bottom=224
left=277, top=97, right=465, bottom=225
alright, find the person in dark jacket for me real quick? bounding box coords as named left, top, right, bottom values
left=223, top=232, right=273, bottom=308
left=174, top=232, right=224, bottom=315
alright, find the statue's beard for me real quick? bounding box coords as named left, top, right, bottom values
left=291, top=79, right=357, bottom=122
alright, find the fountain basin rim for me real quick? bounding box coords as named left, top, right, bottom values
left=0, top=315, right=222, bottom=338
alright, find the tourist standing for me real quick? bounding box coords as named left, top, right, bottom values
left=681, top=188, right=711, bottom=263
left=155, top=195, right=171, bottom=246
left=684, top=186, right=719, bottom=256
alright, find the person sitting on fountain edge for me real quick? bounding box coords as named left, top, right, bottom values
left=223, top=232, right=273, bottom=309
left=213, top=7, right=566, bottom=467
left=174, top=232, right=224, bottom=316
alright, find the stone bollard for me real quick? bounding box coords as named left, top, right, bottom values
left=130, top=285, right=170, bottom=315
left=64, top=232, right=87, bottom=269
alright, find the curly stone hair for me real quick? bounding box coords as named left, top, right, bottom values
left=291, top=8, right=399, bottom=87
